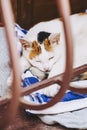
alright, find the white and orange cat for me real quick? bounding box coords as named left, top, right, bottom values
left=8, top=13, right=87, bottom=97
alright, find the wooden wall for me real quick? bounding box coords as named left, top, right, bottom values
left=15, top=0, right=87, bottom=29
left=32, top=0, right=58, bottom=27
left=11, top=0, right=17, bottom=21
left=0, top=0, right=87, bottom=29
left=13, top=0, right=58, bottom=29
left=70, top=0, right=87, bottom=14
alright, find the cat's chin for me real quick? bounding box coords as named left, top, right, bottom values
left=30, top=67, right=48, bottom=80
left=42, top=84, right=61, bottom=97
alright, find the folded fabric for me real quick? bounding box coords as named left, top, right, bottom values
left=38, top=108, right=87, bottom=129
left=21, top=70, right=87, bottom=116
left=15, top=23, right=28, bottom=39
left=22, top=69, right=87, bottom=102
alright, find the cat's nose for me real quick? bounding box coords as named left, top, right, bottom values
left=44, top=68, right=50, bottom=72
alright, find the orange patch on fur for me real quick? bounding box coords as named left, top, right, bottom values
left=29, top=41, right=41, bottom=59
left=44, top=39, right=53, bottom=51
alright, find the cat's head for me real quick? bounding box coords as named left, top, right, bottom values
left=20, top=33, right=61, bottom=72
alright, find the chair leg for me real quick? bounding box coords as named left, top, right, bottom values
left=0, top=0, right=21, bottom=129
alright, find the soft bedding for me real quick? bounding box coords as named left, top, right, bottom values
left=0, top=19, right=87, bottom=128
left=22, top=72, right=87, bottom=115
left=0, top=27, right=10, bottom=96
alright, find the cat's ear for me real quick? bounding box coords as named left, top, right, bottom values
left=48, top=33, right=60, bottom=45
left=19, top=39, right=32, bottom=49
left=32, top=41, right=41, bottom=54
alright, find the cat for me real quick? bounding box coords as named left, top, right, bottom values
left=19, top=13, right=87, bottom=97
left=8, top=13, right=87, bottom=97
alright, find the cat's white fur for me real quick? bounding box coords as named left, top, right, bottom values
left=7, top=13, right=87, bottom=97
left=22, top=13, right=87, bottom=97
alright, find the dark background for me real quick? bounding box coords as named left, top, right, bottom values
left=14, top=0, right=87, bottom=29
left=1, top=0, right=87, bottom=29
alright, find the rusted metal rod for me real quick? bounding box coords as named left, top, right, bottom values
left=0, top=0, right=21, bottom=129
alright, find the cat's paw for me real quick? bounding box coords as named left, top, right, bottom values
left=20, top=56, right=31, bottom=73
left=42, top=84, right=61, bottom=97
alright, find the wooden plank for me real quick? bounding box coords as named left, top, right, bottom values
left=16, top=0, right=34, bottom=29
left=11, top=0, right=17, bottom=21
left=32, top=0, right=58, bottom=26
left=4, top=0, right=87, bottom=30
left=70, top=0, right=87, bottom=14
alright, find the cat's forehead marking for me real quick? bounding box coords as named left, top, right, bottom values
left=29, top=37, right=56, bottom=59
left=29, top=41, right=41, bottom=59
left=44, top=38, right=53, bottom=51
left=32, top=41, right=39, bottom=48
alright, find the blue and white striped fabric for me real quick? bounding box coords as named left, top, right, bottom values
left=14, top=23, right=28, bottom=56
left=15, top=23, right=28, bottom=39
left=22, top=70, right=87, bottom=105
left=22, top=73, right=87, bottom=104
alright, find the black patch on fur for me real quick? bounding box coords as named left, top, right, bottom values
left=37, top=31, right=51, bottom=44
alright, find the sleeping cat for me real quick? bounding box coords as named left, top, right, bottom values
left=8, top=13, right=87, bottom=97
left=19, top=13, right=87, bottom=97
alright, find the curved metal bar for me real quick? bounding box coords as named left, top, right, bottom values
left=20, top=0, right=73, bottom=110
left=0, top=65, right=87, bottom=108
left=0, top=0, right=86, bottom=127
left=21, top=64, right=87, bottom=94
left=0, top=0, right=21, bottom=129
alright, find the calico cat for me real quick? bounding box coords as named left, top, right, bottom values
left=7, top=33, right=60, bottom=89
left=19, top=13, right=87, bottom=97
left=8, top=13, right=87, bottom=97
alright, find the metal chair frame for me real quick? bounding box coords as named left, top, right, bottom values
left=0, top=0, right=87, bottom=129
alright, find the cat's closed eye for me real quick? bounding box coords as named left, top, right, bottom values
left=49, top=56, right=54, bottom=60
left=35, top=56, right=54, bottom=62
left=36, top=60, right=41, bottom=62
